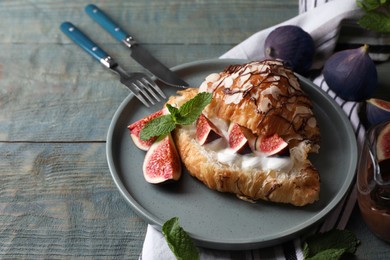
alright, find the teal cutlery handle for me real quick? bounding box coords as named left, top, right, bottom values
left=85, top=4, right=128, bottom=44
left=60, top=21, right=110, bottom=64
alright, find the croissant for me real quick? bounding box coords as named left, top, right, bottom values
left=168, top=60, right=320, bottom=206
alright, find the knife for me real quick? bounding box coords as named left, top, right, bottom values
left=85, top=4, right=189, bottom=88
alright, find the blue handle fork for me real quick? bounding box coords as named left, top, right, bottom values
left=60, top=22, right=165, bottom=107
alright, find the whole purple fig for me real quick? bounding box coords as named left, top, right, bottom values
left=264, top=25, right=315, bottom=74
left=323, top=44, right=378, bottom=101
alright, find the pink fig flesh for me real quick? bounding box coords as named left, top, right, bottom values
left=228, top=123, right=251, bottom=154
left=376, top=123, right=390, bottom=162
left=196, top=114, right=223, bottom=145
left=366, top=98, right=390, bottom=126
left=143, top=133, right=182, bottom=184
left=128, top=109, right=165, bottom=151
left=256, top=134, right=288, bottom=156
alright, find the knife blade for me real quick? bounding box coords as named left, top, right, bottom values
left=85, top=4, right=189, bottom=88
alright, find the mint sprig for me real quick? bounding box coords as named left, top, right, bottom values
left=356, top=0, right=390, bottom=33
left=303, top=229, right=360, bottom=260
left=162, top=217, right=200, bottom=260
left=140, top=92, right=212, bottom=140
left=160, top=218, right=359, bottom=260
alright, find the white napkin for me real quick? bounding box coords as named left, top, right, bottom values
left=141, top=0, right=390, bottom=259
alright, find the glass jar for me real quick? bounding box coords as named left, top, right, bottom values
left=357, top=121, right=390, bottom=243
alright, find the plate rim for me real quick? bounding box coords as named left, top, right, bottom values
left=106, top=58, right=358, bottom=249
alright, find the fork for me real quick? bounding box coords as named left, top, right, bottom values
left=60, top=22, right=165, bottom=107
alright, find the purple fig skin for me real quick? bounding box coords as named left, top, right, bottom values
left=264, top=25, right=315, bottom=74
left=366, top=98, right=390, bottom=126
left=323, top=44, right=378, bottom=101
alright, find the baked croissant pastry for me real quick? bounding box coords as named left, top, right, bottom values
left=168, top=60, right=321, bottom=206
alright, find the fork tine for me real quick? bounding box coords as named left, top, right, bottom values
left=141, top=78, right=166, bottom=99
left=132, top=90, right=151, bottom=108
left=140, top=78, right=162, bottom=102
left=133, top=81, right=156, bottom=105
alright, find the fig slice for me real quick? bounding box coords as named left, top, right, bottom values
left=196, top=114, right=223, bottom=145
left=128, top=109, right=166, bottom=151
left=366, top=98, right=390, bottom=126
left=228, top=123, right=251, bottom=154
left=255, top=134, right=288, bottom=156
left=143, top=133, right=182, bottom=184
left=376, top=123, right=390, bottom=162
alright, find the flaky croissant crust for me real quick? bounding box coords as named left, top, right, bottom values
left=168, top=86, right=320, bottom=206
left=199, top=60, right=320, bottom=146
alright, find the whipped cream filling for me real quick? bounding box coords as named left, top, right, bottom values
left=199, top=115, right=294, bottom=172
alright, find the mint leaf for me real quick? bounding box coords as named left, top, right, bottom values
left=305, top=248, right=347, bottom=260
left=176, top=92, right=212, bottom=125
left=356, top=0, right=390, bottom=33
left=140, top=115, right=176, bottom=140
left=139, top=92, right=212, bottom=140
left=356, top=0, right=386, bottom=11
left=162, top=217, right=199, bottom=260
left=358, top=11, right=390, bottom=33
left=303, top=229, right=360, bottom=260
left=166, top=103, right=180, bottom=119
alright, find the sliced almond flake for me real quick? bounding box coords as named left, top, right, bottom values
left=286, top=103, right=295, bottom=112
left=258, top=97, right=272, bottom=113
left=211, top=75, right=226, bottom=89
left=269, top=75, right=280, bottom=82
left=250, top=64, right=259, bottom=73
left=294, top=106, right=312, bottom=117
left=223, top=77, right=234, bottom=89
left=239, top=73, right=251, bottom=86
left=230, top=72, right=240, bottom=81
left=261, top=84, right=281, bottom=99
left=258, top=63, right=269, bottom=73
left=251, top=91, right=260, bottom=100
left=224, top=92, right=243, bottom=104
left=241, top=81, right=253, bottom=91
left=277, top=68, right=289, bottom=79
left=242, top=67, right=251, bottom=75
left=288, top=77, right=301, bottom=91
left=205, top=73, right=221, bottom=83
left=199, top=81, right=209, bottom=92
left=307, top=117, right=317, bottom=128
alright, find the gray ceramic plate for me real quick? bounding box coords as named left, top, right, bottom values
left=106, top=59, right=358, bottom=250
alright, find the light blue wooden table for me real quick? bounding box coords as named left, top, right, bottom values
left=0, top=0, right=388, bottom=258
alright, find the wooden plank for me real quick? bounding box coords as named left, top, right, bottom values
left=3, top=40, right=390, bottom=142
left=0, top=43, right=234, bottom=142
left=0, top=142, right=147, bottom=258
left=0, top=0, right=298, bottom=45
left=0, top=0, right=299, bottom=143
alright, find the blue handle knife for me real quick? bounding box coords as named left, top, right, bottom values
left=85, top=4, right=189, bottom=88
left=60, top=21, right=155, bottom=107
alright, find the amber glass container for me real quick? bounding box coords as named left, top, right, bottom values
left=357, top=121, right=390, bottom=243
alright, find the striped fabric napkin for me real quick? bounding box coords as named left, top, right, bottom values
left=141, top=0, right=390, bottom=259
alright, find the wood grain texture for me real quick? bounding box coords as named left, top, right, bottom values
left=0, top=0, right=297, bottom=44
left=4, top=0, right=297, bottom=258
left=1, top=0, right=389, bottom=259
left=0, top=142, right=146, bottom=258
left=0, top=44, right=233, bottom=142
